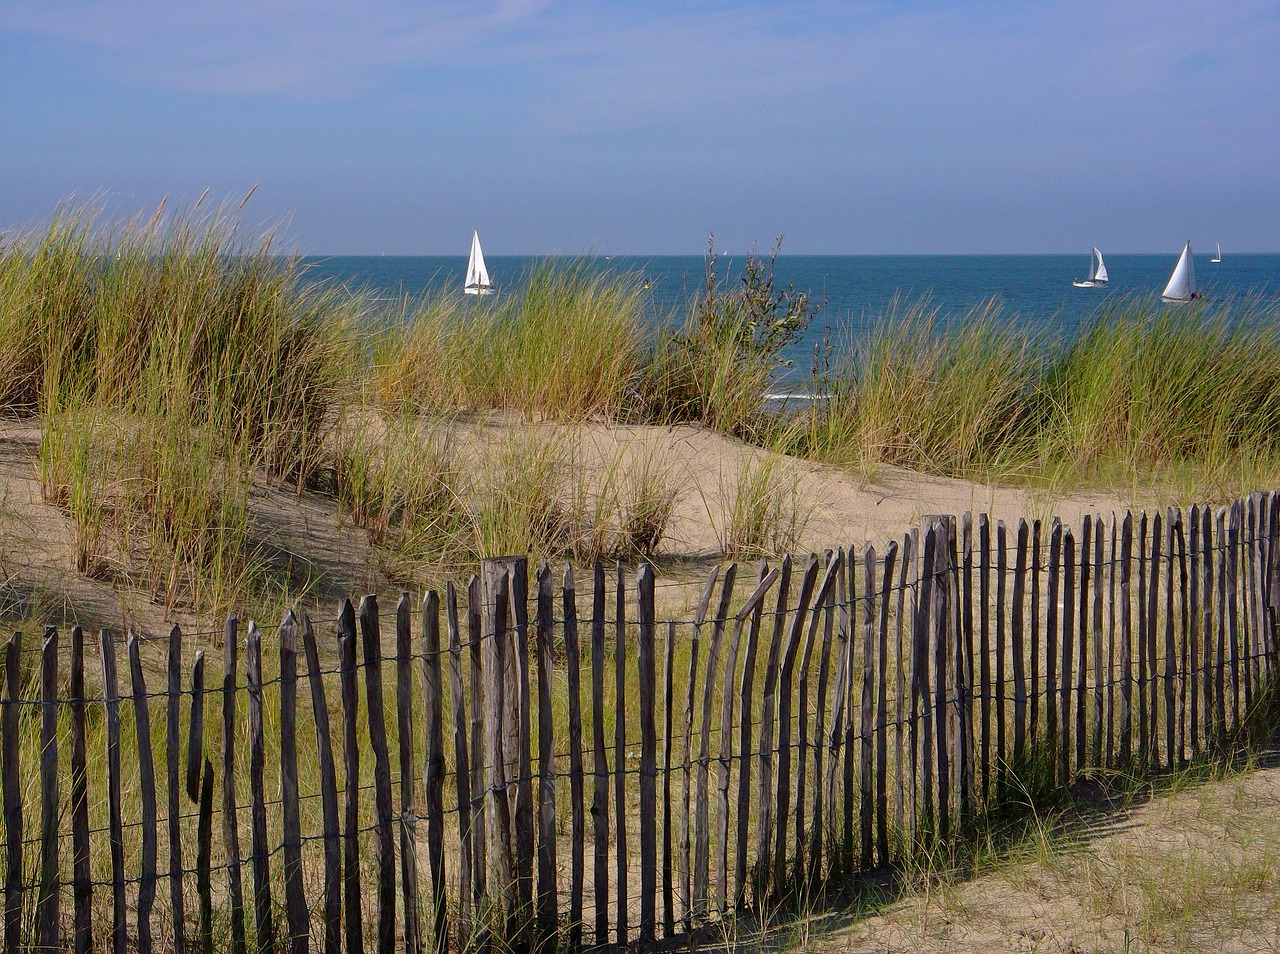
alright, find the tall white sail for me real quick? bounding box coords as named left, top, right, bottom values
left=465, top=231, right=494, bottom=295
left=1161, top=241, right=1196, bottom=301
left=1212, top=243, right=1222, bottom=263
left=1073, top=246, right=1109, bottom=287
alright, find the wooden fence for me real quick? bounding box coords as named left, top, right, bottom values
left=2, top=492, right=1280, bottom=953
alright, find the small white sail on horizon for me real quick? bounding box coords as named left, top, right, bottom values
left=464, top=230, right=494, bottom=296
left=1161, top=241, right=1198, bottom=302
left=1072, top=247, right=1109, bottom=287
left=1211, top=243, right=1222, bottom=263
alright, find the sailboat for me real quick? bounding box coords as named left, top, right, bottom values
left=464, top=230, right=495, bottom=296
left=1211, top=243, right=1222, bottom=264
left=1161, top=241, right=1199, bottom=302
left=1072, top=247, right=1109, bottom=288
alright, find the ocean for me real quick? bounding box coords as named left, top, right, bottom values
left=301, top=252, right=1280, bottom=381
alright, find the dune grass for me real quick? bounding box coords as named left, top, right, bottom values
left=374, top=259, right=648, bottom=420
left=792, top=294, right=1280, bottom=496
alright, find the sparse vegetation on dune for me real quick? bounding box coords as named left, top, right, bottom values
left=793, top=294, right=1280, bottom=495
left=4, top=197, right=1280, bottom=628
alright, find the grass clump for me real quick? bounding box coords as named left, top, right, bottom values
left=12, top=197, right=358, bottom=611
left=714, top=452, right=809, bottom=558
left=793, top=294, right=1280, bottom=493
left=376, top=259, right=647, bottom=420
left=641, top=237, right=817, bottom=439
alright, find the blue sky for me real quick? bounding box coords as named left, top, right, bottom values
left=2, top=0, right=1277, bottom=254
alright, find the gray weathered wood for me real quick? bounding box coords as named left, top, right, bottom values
left=70, top=626, right=91, bottom=954
left=423, top=592, right=448, bottom=954
left=960, top=513, right=974, bottom=823
left=187, top=648, right=206, bottom=803
left=445, top=584, right=474, bottom=951
left=1146, top=513, right=1163, bottom=766
left=562, top=569, right=586, bottom=947
left=359, top=596, right=397, bottom=954
left=129, top=632, right=158, bottom=954
left=197, top=758, right=214, bottom=954
left=589, top=561, right=609, bottom=944
left=396, top=595, right=422, bottom=954
left=806, top=555, right=837, bottom=881
left=1228, top=504, right=1242, bottom=735
left=338, top=601, right=365, bottom=954
left=1107, top=518, right=1117, bottom=767
left=1202, top=506, right=1215, bottom=750
left=978, top=514, right=991, bottom=802
left=36, top=630, right=58, bottom=954
left=995, top=523, right=1007, bottom=782
left=1092, top=516, right=1105, bottom=767
left=662, top=617, right=676, bottom=936
left=535, top=563, right=560, bottom=949
left=792, top=551, right=827, bottom=884
left=1141, top=514, right=1152, bottom=768
left=1011, top=520, right=1028, bottom=763
left=737, top=561, right=769, bottom=909
left=1164, top=511, right=1178, bottom=767
left=638, top=563, right=657, bottom=942
left=1215, top=508, right=1228, bottom=745
left=878, top=541, right=898, bottom=863
left=695, top=563, right=736, bottom=915
left=1190, top=506, right=1201, bottom=755
left=771, top=554, right=821, bottom=894
left=1119, top=513, right=1133, bottom=763
left=1077, top=517, right=1091, bottom=773
left=508, top=560, right=535, bottom=946
left=718, top=568, right=776, bottom=907
left=1061, top=528, right=1075, bottom=781
left=99, top=630, right=127, bottom=954
left=860, top=547, right=877, bottom=870
left=613, top=559, right=629, bottom=945
left=1, top=633, right=20, bottom=954
left=932, top=521, right=951, bottom=841
left=1030, top=519, right=1041, bottom=741
left=825, top=555, right=853, bottom=870
left=481, top=563, right=515, bottom=931
left=302, top=614, right=342, bottom=954
left=841, top=552, right=857, bottom=866
left=467, top=576, right=487, bottom=922
left=1046, top=521, right=1061, bottom=780
left=754, top=557, right=789, bottom=905
left=915, top=524, right=937, bottom=838
left=165, top=624, right=185, bottom=954
left=221, top=616, right=247, bottom=954
left=1175, top=513, right=1190, bottom=765
left=2, top=633, right=20, bottom=954
left=246, top=622, right=275, bottom=954
left=280, top=612, right=309, bottom=954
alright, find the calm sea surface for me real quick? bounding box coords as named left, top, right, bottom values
left=301, top=253, right=1280, bottom=382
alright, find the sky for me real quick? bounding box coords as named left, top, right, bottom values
left=1, top=0, right=1278, bottom=255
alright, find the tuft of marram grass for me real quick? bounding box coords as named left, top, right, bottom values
left=375, top=258, right=648, bottom=420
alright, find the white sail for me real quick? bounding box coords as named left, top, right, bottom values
left=465, top=230, right=494, bottom=295
left=1073, top=246, right=1109, bottom=287
left=1161, top=241, right=1196, bottom=301
left=1211, top=243, right=1222, bottom=263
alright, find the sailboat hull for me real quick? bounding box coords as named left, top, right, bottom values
left=1072, top=280, right=1107, bottom=288
left=465, top=286, right=495, bottom=296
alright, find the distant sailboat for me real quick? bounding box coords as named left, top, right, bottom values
left=1161, top=241, right=1199, bottom=302
left=1072, top=247, right=1109, bottom=288
left=464, top=231, right=494, bottom=296
left=1211, top=243, right=1222, bottom=264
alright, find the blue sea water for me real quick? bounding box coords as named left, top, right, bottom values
left=301, top=252, right=1280, bottom=382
